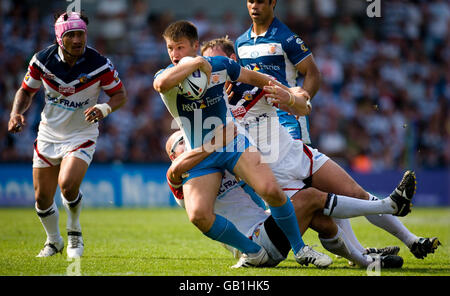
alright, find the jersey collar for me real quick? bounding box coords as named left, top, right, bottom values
left=248, top=17, right=278, bottom=39
left=57, top=46, right=86, bottom=65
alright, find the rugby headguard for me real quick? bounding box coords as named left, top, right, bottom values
left=55, top=12, right=87, bottom=50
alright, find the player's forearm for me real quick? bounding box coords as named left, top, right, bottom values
left=168, top=147, right=213, bottom=182
left=302, top=68, right=321, bottom=100
left=153, top=57, right=204, bottom=93
left=106, top=87, right=128, bottom=112
left=10, top=87, right=33, bottom=116
left=296, top=55, right=321, bottom=100
left=239, top=68, right=289, bottom=92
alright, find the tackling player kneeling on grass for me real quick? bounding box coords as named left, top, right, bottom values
left=7, top=12, right=127, bottom=258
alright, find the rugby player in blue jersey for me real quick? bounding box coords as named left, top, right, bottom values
left=153, top=20, right=332, bottom=268
left=236, top=0, right=320, bottom=144
left=7, top=12, right=127, bottom=258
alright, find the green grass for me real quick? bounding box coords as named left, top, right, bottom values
left=0, top=207, right=449, bottom=276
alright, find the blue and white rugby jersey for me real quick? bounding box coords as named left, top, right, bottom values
left=156, top=56, right=241, bottom=150
left=23, top=44, right=123, bottom=143
left=235, top=17, right=312, bottom=144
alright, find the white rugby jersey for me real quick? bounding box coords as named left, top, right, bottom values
left=168, top=170, right=269, bottom=237
left=22, top=44, right=123, bottom=143
left=227, top=82, right=294, bottom=164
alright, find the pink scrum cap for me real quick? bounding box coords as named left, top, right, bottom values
left=55, top=12, right=87, bottom=49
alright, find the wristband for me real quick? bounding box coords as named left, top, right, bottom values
left=94, top=103, right=112, bottom=118
left=288, top=92, right=295, bottom=107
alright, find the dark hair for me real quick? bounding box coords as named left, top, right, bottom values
left=201, top=36, right=235, bottom=57
left=54, top=11, right=89, bottom=25
left=162, top=20, right=198, bottom=44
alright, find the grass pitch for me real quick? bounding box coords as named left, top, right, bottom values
left=0, top=207, right=449, bottom=276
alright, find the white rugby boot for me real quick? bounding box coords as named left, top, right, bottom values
left=36, top=237, right=64, bottom=257
left=231, top=247, right=269, bottom=268
left=67, top=231, right=84, bottom=258
left=295, top=245, right=333, bottom=268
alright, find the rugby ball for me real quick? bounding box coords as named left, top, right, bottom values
left=178, top=56, right=208, bottom=101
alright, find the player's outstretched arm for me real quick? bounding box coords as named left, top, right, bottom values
left=168, top=123, right=237, bottom=184
left=153, top=56, right=211, bottom=94
left=8, top=87, right=36, bottom=133
left=237, top=67, right=289, bottom=92
left=84, top=86, right=128, bottom=123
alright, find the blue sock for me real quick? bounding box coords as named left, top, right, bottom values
left=269, top=199, right=305, bottom=254
left=204, top=214, right=261, bottom=254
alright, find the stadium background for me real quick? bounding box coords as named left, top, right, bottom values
left=0, top=0, right=449, bottom=208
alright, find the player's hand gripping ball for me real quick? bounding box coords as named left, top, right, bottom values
left=178, top=56, right=208, bottom=101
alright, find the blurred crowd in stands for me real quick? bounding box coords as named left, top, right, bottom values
left=0, top=0, right=448, bottom=172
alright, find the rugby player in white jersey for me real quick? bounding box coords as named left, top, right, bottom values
left=7, top=12, right=127, bottom=258
left=165, top=129, right=406, bottom=268
left=236, top=0, right=440, bottom=260
left=201, top=37, right=440, bottom=261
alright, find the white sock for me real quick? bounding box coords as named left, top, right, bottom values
left=333, top=218, right=366, bottom=253
left=366, top=194, right=418, bottom=248
left=320, top=226, right=373, bottom=268
left=323, top=193, right=396, bottom=218
left=35, top=201, right=62, bottom=243
left=61, top=192, right=83, bottom=232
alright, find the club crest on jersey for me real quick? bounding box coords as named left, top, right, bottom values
left=243, top=91, right=253, bottom=101
left=77, top=73, right=90, bottom=84
left=269, top=45, right=277, bottom=55
left=211, top=74, right=220, bottom=84
left=24, top=72, right=30, bottom=82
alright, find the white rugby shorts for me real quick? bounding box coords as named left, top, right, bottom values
left=270, top=140, right=329, bottom=198
left=33, top=138, right=96, bottom=168
left=250, top=219, right=286, bottom=267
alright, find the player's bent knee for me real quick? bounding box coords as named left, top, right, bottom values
left=187, top=209, right=215, bottom=232
left=257, top=181, right=285, bottom=205
left=291, top=188, right=325, bottom=211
